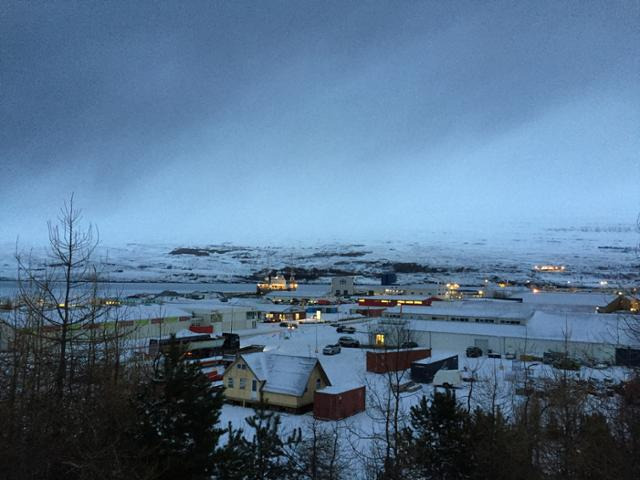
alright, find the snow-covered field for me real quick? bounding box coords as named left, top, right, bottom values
left=1, top=222, right=638, bottom=288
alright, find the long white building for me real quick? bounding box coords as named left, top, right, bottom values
left=376, top=299, right=639, bottom=363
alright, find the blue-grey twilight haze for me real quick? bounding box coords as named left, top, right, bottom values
left=1, top=1, right=639, bottom=246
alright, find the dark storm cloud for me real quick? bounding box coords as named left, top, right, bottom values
left=1, top=1, right=639, bottom=244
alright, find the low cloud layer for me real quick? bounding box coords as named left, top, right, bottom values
left=2, top=1, right=639, bottom=245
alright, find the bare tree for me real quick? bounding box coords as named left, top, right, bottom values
left=14, top=195, right=115, bottom=397
left=287, top=418, right=348, bottom=480
left=347, top=319, right=419, bottom=479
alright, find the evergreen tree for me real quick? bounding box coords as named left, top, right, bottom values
left=214, top=422, right=248, bottom=480
left=135, top=338, right=224, bottom=480
left=237, top=407, right=301, bottom=480
left=572, top=413, right=624, bottom=480
left=402, top=390, right=474, bottom=479
left=469, top=408, right=536, bottom=480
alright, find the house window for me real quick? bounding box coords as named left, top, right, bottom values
left=375, top=333, right=385, bottom=346
left=228, top=377, right=234, bottom=388
left=315, top=378, right=321, bottom=390
left=239, top=378, right=246, bottom=390
left=252, top=380, right=257, bottom=392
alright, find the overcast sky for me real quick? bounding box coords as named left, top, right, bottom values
left=2, top=1, right=639, bottom=245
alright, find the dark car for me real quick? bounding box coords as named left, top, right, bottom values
left=322, top=344, right=341, bottom=355
left=401, top=341, right=418, bottom=349
left=392, top=381, right=422, bottom=393
left=466, top=346, right=483, bottom=358
left=279, top=322, right=297, bottom=329
left=338, top=336, right=360, bottom=348
left=336, top=326, right=356, bottom=334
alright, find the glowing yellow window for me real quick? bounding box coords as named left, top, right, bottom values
left=375, top=334, right=385, bottom=346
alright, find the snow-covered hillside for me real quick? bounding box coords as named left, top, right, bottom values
left=0, top=223, right=637, bottom=288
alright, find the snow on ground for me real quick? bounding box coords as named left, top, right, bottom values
left=223, top=319, right=636, bottom=467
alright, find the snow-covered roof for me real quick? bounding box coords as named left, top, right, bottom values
left=122, top=300, right=257, bottom=320
left=526, top=311, right=636, bottom=345
left=168, top=301, right=256, bottom=313
left=120, top=304, right=194, bottom=320
left=397, top=311, right=638, bottom=346
left=317, top=383, right=364, bottom=395
left=402, top=319, right=526, bottom=337
left=241, top=352, right=328, bottom=396
left=510, top=291, right=616, bottom=308
left=386, top=300, right=535, bottom=320
left=175, top=328, right=206, bottom=339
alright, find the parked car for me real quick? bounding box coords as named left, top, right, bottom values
left=392, top=381, right=422, bottom=393
left=322, top=344, right=341, bottom=355
left=543, top=351, right=565, bottom=365
left=488, top=351, right=502, bottom=359
left=466, top=346, right=483, bottom=358
left=279, top=322, right=298, bottom=329
left=552, top=357, right=581, bottom=371
left=401, top=341, right=418, bottom=349
left=336, top=326, right=356, bottom=334
left=338, top=336, right=360, bottom=348
left=330, top=323, right=341, bottom=328
left=504, top=352, right=517, bottom=360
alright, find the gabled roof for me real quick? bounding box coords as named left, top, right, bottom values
left=240, top=352, right=331, bottom=396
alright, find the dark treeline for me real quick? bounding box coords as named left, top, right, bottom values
left=384, top=379, right=640, bottom=480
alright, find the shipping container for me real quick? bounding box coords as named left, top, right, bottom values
left=314, top=384, right=366, bottom=420
left=411, top=354, right=459, bottom=383
left=366, top=348, right=431, bottom=373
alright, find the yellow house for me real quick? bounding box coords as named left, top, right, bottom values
left=223, top=352, right=331, bottom=412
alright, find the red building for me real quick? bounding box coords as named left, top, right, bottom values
left=357, top=296, right=437, bottom=308
left=314, top=384, right=366, bottom=420
left=366, top=348, right=431, bottom=374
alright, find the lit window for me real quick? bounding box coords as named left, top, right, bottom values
left=375, top=333, right=385, bottom=346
